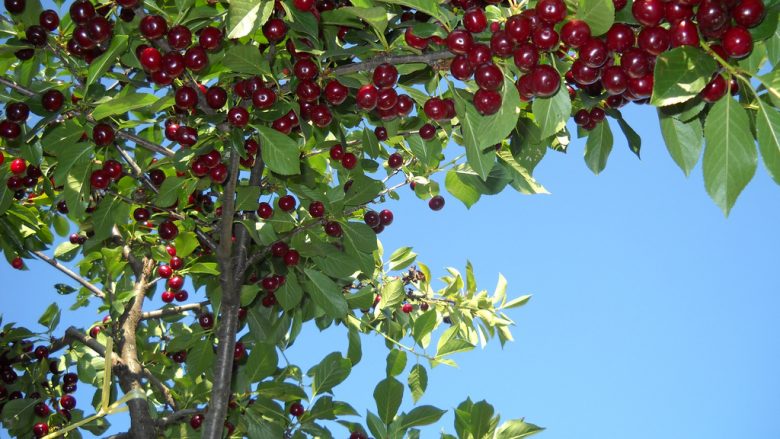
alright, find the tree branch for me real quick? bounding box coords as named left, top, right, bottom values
left=141, top=301, right=207, bottom=320
left=201, top=151, right=242, bottom=439
left=31, top=250, right=106, bottom=299
left=330, top=50, right=453, bottom=76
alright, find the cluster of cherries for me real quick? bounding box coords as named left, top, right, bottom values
left=136, top=16, right=215, bottom=87
left=0, top=335, right=83, bottom=438
left=156, top=244, right=190, bottom=304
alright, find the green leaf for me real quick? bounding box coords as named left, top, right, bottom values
left=396, top=405, right=447, bottom=431
left=276, top=271, right=303, bottom=310
left=496, top=419, right=545, bottom=439
left=412, top=311, right=436, bottom=348
left=52, top=141, right=94, bottom=187
left=303, top=268, right=348, bottom=318
left=378, top=278, right=405, bottom=309
left=407, top=134, right=441, bottom=168
left=344, top=175, right=384, bottom=206
left=308, top=352, right=352, bottom=397
left=385, top=349, right=407, bottom=377
left=388, top=247, right=417, bottom=271
left=321, top=6, right=388, bottom=33
left=470, top=400, right=497, bottom=439
left=254, top=125, right=301, bottom=175
left=658, top=110, right=703, bottom=176
left=755, top=95, right=780, bottom=185
left=54, top=241, right=80, bottom=261
left=155, top=176, right=185, bottom=207
left=347, top=326, right=362, bottom=366
left=703, top=96, right=758, bottom=215
left=235, top=343, right=278, bottom=390
left=584, top=121, right=614, bottom=175
left=187, top=338, right=215, bottom=377
left=367, top=410, right=388, bottom=439
left=92, top=196, right=129, bottom=242
left=612, top=112, right=641, bottom=158
left=576, top=0, right=615, bottom=35
left=41, top=120, right=84, bottom=155
left=222, top=44, right=271, bottom=75
left=37, top=302, right=60, bottom=330
left=92, top=93, right=159, bottom=120
left=445, top=169, right=481, bottom=208
left=407, top=364, right=428, bottom=403
left=227, top=0, right=273, bottom=39
left=374, top=377, right=404, bottom=424
left=173, top=232, right=198, bottom=258
left=532, top=84, right=571, bottom=139
left=651, top=47, right=718, bottom=106
left=86, top=35, right=128, bottom=89
left=235, top=185, right=261, bottom=211
left=445, top=163, right=512, bottom=208
left=455, top=80, right=522, bottom=179
left=362, top=127, right=381, bottom=158
left=496, top=150, right=549, bottom=195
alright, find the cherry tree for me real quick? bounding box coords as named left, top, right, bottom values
left=0, top=0, right=777, bottom=436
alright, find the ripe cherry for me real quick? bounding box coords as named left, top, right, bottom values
left=446, top=29, right=473, bottom=54
left=227, top=107, right=250, bottom=127
left=4, top=0, right=25, bottom=14
left=69, top=0, right=95, bottom=24
left=167, top=25, right=192, bottom=50
left=396, top=94, right=414, bottom=116
left=474, top=63, right=504, bottom=91
left=284, top=249, right=300, bottom=266
left=140, top=15, right=167, bottom=39
left=198, top=313, right=214, bottom=329
left=473, top=89, right=502, bottom=115
left=199, top=26, right=222, bottom=50
left=463, top=8, right=487, bottom=33
left=531, top=64, right=561, bottom=97
left=190, top=414, right=204, bottom=429
left=42, top=90, right=64, bottom=112
left=252, top=87, right=276, bottom=109
left=506, top=14, right=532, bottom=42
left=373, top=63, right=398, bottom=89
left=184, top=47, right=208, bottom=72
left=468, top=43, right=492, bottom=66
left=294, top=0, right=314, bottom=10
left=0, top=121, right=21, bottom=140
left=632, top=0, right=665, bottom=27
left=605, top=23, right=635, bottom=53
left=561, top=20, right=591, bottom=48
left=90, top=169, right=110, bottom=190
left=159, top=220, right=179, bottom=240
left=167, top=275, right=184, bottom=291
left=271, top=241, right=289, bottom=257
left=722, top=26, right=752, bottom=58
left=536, top=0, right=567, bottom=24
left=423, top=97, right=447, bottom=120
left=324, top=80, right=348, bottom=105
left=638, top=26, right=670, bottom=55
left=732, top=0, right=765, bottom=27
left=263, top=18, right=287, bottom=42
left=404, top=28, right=428, bottom=50
left=138, top=47, right=162, bottom=72
left=342, top=152, right=358, bottom=169
left=490, top=30, right=514, bottom=57
left=278, top=195, right=296, bottom=212
left=289, top=402, right=305, bottom=418
left=33, top=423, right=49, bottom=438
left=60, top=394, right=76, bottom=410
left=601, top=66, right=628, bottom=95
left=401, top=303, right=414, bottom=313
left=579, top=38, right=608, bottom=68
left=161, top=290, right=175, bottom=303
left=670, top=19, right=700, bottom=47
left=388, top=152, right=403, bottom=168
left=379, top=209, right=393, bottom=226
left=356, top=84, right=379, bottom=110
left=329, top=144, right=344, bottom=160
left=6, top=102, right=29, bottom=122
left=309, top=201, right=325, bottom=217
left=375, top=126, right=388, bottom=141
left=419, top=123, right=436, bottom=140
left=700, top=74, right=727, bottom=102
left=429, top=195, right=445, bottom=211
left=620, top=48, right=650, bottom=78
left=324, top=221, right=343, bottom=237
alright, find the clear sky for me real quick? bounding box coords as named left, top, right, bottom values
left=3, top=101, right=780, bottom=439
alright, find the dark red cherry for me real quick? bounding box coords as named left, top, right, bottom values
left=664, top=2, right=693, bottom=23
left=601, top=66, right=628, bottom=95
left=513, top=43, right=540, bottom=71
left=560, top=19, right=591, bottom=48
left=632, top=0, right=665, bottom=27
left=199, top=26, right=222, bottom=50
left=505, top=14, right=532, bottom=42
left=4, top=0, right=25, bottom=14
left=473, top=89, right=502, bottom=115
left=490, top=30, right=514, bottom=57
left=531, top=25, right=559, bottom=51
left=25, top=25, right=47, bottom=47
left=252, top=87, right=276, bottom=109
left=463, top=8, right=487, bottom=33
left=535, top=0, right=567, bottom=24
left=6, top=102, right=29, bottom=122
left=356, top=84, right=379, bottom=111
left=227, top=107, right=249, bottom=127
left=474, top=63, right=504, bottom=91
left=670, top=19, right=700, bottom=47
left=722, top=26, right=752, bottom=58
left=447, top=29, right=473, bottom=54
left=167, top=25, right=192, bottom=50
left=605, top=23, right=635, bottom=53
left=620, top=48, right=649, bottom=79
left=579, top=38, right=609, bottom=68
left=69, top=0, right=95, bottom=24
left=700, top=74, right=727, bottom=102
left=531, top=64, right=561, bottom=97
left=468, top=43, right=492, bottom=66
left=324, top=80, right=348, bottom=105
left=184, top=46, right=208, bottom=72
left=262, top=18, right=287, bottom=42
left=140, top=15, right=167, bottom=39
left=92, top=123, right=114, bottom=146
left=206, top=86, right=227, bottom=109
left=41, top=89, right=64, bottom=112
left=638, top=26, right=670, bottom=56
left=162, top=52, right=186, bottom=77
left=373, top=63, right=398, bottom=89
left=732, top=0, right=765, bottom=27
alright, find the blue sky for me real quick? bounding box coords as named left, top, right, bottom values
left=3, top=100, right=780, bottom=438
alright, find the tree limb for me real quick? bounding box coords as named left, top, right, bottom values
left=330, top=50, right=453, bottom=75
left=141, top=301, right=207, bottom=320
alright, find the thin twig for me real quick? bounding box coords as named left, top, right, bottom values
left=141, top=302, right=207, bottom=320
left=32, top=250, right=106, bottom=299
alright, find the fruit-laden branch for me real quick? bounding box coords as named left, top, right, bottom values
left=330, top=50, right=454, bottom=75
left=0, top=75, right=175, bottom=157
left=31, top=250, right=106, bottom=299
left=201, top=152, right=242, bottom=439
